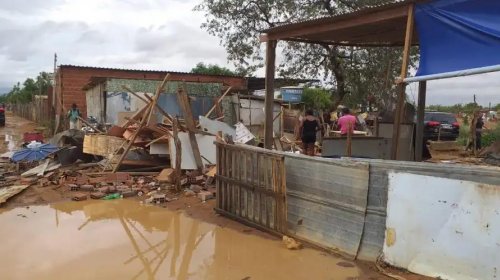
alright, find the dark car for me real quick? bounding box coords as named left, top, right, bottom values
left=423, top=111, right=460, bottom=141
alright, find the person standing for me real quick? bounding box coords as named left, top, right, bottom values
left=299, top=109, right=320, bottom=156
left=67, top=103, right=81, bottom=130
left=337, top=107, right=357, bottom=136
left=475, top=114, right=488, bottom=150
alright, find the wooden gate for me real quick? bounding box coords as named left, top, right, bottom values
left=215, top=142, right=287, bottom=234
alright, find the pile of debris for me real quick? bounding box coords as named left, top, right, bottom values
left=0, top=74, right=238, bottom=206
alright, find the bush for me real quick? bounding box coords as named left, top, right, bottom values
left=457, top=124, right=470, bottom=146
left=302, top=88, right=332, bottom=111
left=483, top=125, right=500, bottom=147
left=458, top=124, right=500, bottom=148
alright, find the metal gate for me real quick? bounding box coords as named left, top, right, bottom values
left=215, top=142, right=287, bottom=234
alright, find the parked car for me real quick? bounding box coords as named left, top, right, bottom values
left=423, top=111, right=460, bottom=141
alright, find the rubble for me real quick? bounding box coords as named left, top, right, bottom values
left=72, top=193, right=88, bottom=201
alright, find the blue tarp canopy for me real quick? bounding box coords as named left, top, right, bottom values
left=415, top=0, right=500, bottom=78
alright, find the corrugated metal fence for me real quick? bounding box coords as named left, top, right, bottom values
left=215, top=143, right=500, bottom=265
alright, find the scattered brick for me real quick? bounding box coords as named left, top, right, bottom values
left=153, top=194, right=167, bottom=203
left=90, top=192, right=106, bottom=199
left=80, top=184, right=95, bottom=192
left=72, top=193, right=88, bottom=201
left=67, top=184, right=79, bottom=191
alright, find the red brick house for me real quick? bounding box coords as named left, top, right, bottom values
left=54, top=65, right=247, bottom=120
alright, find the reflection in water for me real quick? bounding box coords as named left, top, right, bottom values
left=0, top=200, right=363, bottom=280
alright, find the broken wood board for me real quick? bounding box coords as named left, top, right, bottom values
left=21, top=162, right=61, bottom=178
left=0, top=185, right=29, bottom=205
left=157, top=168, right=175, bottom=183
left=199, top=116, right=236, bottom=138
left=169, top=133, right=216, bottom=170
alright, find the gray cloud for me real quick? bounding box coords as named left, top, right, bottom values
left=0, top=0, right=65, bottom=13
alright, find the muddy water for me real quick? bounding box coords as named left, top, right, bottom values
left=0, top=200, right=369, bottom=280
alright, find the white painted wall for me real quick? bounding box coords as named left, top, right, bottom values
left=384, top=172, right=500, bottom=280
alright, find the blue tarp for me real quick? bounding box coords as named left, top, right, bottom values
left=12, top=144, right=59, bottom=162
left=415, top=0, right=500, bottom=77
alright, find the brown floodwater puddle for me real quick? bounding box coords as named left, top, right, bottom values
left=0, top=200, right=367, bottom=280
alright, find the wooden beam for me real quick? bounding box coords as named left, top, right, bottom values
left=177, top=86, right=204, bottom=171
left=415, top=81, right=427, bottom=162
left=266, top=5, right=408, bottom=41
left=264, top=40, right=277, bottom=149
left=391, top=3, right=415, bottom=160
left=172, top=118, right=182, bottom=191
left=204, top=86, right=232, bottom=118
left=282, top=37, right=407, bottom=47
left=122, top=85, right=173, bottom=125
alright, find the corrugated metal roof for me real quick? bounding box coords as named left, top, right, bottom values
left=263, top=0, right=421, bottom=34
left=59, top=64, right=244, bottom=78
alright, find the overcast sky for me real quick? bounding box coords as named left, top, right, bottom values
left=0, top=0, right=499, bottom=106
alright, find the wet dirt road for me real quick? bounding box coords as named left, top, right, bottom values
left=0, top=112, right=38, bottom=153
left=0, top=200, right=386, bottom=280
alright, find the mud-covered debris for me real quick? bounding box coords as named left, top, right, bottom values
left=80, top=184, right=95, bottom=192
left=197, top=191, right=214, bottom=202
left=153, top=194, right=167, bottom=204
left=90, top=192, right=106, bottom=199
left=67, top=184, right=79, bottom=191
left=282, top=236, right=302, bottom=250
left=184, top=190, right=196, bottom=197
left=72, top=193, right=88, bottom=201
left=190, top=184, right=203, bottom=193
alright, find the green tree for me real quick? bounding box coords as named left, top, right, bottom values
left=195, top=0, right=416, bottom=109
left=302, top=87, right=332, bottom=111
left=190, top=62, right=240, bottom=76
left=3, top=72, right=52, bottom=104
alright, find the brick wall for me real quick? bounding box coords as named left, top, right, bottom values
left=55, top=66, right=248, bottom=119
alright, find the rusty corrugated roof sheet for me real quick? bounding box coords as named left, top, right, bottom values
left=59, top=64, right=244, bottom=78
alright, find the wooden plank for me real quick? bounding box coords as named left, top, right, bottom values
left=391, top=3, right=415, bottom=160
left=264, top=40, right=277, bottom=149
left=204, top=87, right=232, bottom=118
left=216, top=144, right=222, bottom=208
left=415, top=81, right=427, bottom=162
left=177, top=87, right=204, bottom=171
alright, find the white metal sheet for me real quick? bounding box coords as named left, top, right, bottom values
left=384, top=172, right=500, bottom=280
left=169, top=133, right=216, bottom=170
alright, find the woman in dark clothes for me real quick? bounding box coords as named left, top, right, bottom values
left=299, top=109, right=320, bottom=156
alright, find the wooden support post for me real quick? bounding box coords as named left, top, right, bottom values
left=346, top=122, right=353, bottom=157
left=415, top=81, right=427, bottom=162
left=391, top=4, right=415, bottom=160
left=177, top=86, right=204, bottom=172
left=264, top=40, right=277, bottom=149
left=172, top=118, right=182, bottom=191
